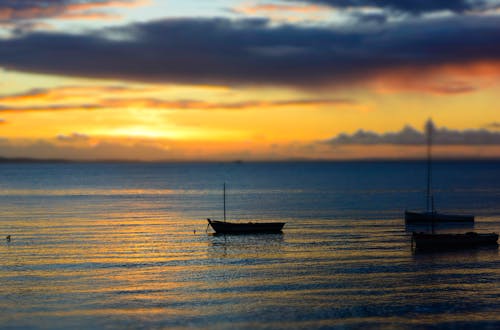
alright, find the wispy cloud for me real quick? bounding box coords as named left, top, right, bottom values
left=2, top=133, right=500, bottom=161
left=232, top=2, right=330, bottom=23
left=326, top=122, right=500, bottom=145
left=289, top=0, right=499, bottom=15
left=0, top=86, right=138, bottom=103
left=0, top=137, right=173, bottom=161
left=485, top=122, right=500, bottom=129
left=368, top=71, right=486, bottom=95
left=0, top=0, right=147, bottom=28
left=0, top=86, right=354, bottom=113
left=57, top=132, right=90, bottom=142
left=0, top=98, right=354, bottom=112
left=237, top=3, right=325, bottom=14
left=0, top=104, right=101, bottom=112
left=0, top=85, right=151, bottom=102
left=100, top=97, right=355, bottom=110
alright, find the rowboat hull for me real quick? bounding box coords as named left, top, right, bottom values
left=412, top=232, right=498, bottom=250
left=405, top=211, right=474, bottom=223
left=207, top=219, right=285, bottom=234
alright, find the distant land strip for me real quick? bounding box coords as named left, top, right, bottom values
left=1, top=157, right=500, bottom=164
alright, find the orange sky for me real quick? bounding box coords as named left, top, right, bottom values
left=0, top=1, right=499, bottom=160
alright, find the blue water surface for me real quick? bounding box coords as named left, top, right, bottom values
left=0, top=161, right=499, bottom=329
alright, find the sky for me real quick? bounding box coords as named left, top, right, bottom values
left=0, top=0, right=499, bottom=161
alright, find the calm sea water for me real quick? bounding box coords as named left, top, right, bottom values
left=1, top=161, right=499, bottom=329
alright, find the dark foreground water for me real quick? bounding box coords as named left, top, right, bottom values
left=1, top=161, right=499, bottom=329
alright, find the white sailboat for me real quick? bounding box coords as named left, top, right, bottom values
left=405, top=119, right=474, bottom=223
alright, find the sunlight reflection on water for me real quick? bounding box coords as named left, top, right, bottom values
left=1, top=162, right=500, bottom=329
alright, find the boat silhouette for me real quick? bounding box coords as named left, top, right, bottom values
left=405, top=120, right=474, bottom=223
left=207, top=183, right=285, bottom=234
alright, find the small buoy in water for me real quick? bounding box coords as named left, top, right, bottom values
left=6, top=235, right=11, bottom=241
left=193, top=229, right=196, bottom=235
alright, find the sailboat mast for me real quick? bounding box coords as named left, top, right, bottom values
left=223, top=182, right=226, bottom=222
left=426, top=119, right=433, bottom=213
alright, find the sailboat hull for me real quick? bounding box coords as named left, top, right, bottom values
left=207, top=219, right=285, bottom=234
left=405, top=211, right=474, bottom=223
left=412, top=232, right=498, bottom=250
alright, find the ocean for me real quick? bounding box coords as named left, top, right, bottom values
left=1, top=161, right=499, bottom=329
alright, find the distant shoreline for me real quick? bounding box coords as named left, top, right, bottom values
left=1, top=157, right=500, bottom=164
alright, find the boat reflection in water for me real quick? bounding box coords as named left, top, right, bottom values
left=408, top=216, right=498, bottom=251
left=412, top=232, right=499, bottom=251
left=208, top=231, right=284, bottom=258
left=405, top=210, right=474, bottom=223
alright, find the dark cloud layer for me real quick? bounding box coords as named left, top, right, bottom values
left=290, top=0, right=497, bottom=14
left=327, top=124, right=500, bottom=145
left=0, top=15, right=499, bottom=88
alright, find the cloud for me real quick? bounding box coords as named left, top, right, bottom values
left=485, top=122, right=500, bottom=129
left=0, top=0, right=146, bottom=27
left=326, top=122, right=500, bottom=145
left=1, top=134, right=500, bottom=161
left=349, top=12, right=388, bottom=24
left=0, top=138, right=174, bottom=161
left=0, top=136, right=301, bottom=161
left=0, top=85, right=150, bottom=102
left=0, top=0, right=144, bottom=19
left=368, top=73, right=484, bottom=95
left=234, top=3, right=326, bottom=14
left=0, top=97, right=352, bottom=112
left=231, top=2, right=330, bottom=23
left=288, top=0, right=498, bottom=15
left=0, top=104, right=101, bottom=112
left=57, top=132, right=90, bottom=142
left=0, top=15, right=498, bottom=90
left=100, top=97, right=355, bottom=110
left=0, top=85, right=355, bottom=112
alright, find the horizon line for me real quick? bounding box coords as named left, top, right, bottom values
left=1, top=156, right=500, bottom=164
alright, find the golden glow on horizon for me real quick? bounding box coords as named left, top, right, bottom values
left=1, top=68, right=499, bottom=160
left=0, top=48, right=499, bottom=160
left=95, top=125, right=249, bottom=141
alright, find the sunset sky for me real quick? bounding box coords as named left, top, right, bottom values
left=0, top=0, right=499, bottom=161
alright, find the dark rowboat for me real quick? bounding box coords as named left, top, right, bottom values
left=207, top=183, right=286, bottom=234
left=412, top=232, right=498, bottom=250
left=207, top=219, right=285, bottom=234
